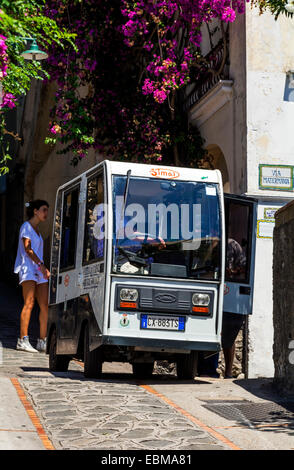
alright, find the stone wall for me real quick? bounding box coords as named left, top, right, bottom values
left=273, top=201, right=294, bottom=392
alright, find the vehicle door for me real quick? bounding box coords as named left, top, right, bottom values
left=56, top=183, right=80, bottom=340
left=81, top=170, right=106, bottom=335
left=223, top=194, right=257, bottom=315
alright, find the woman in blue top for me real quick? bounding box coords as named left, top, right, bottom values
left=14, top=200, right=51, bottom=353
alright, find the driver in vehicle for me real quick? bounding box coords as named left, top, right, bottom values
left=116, top=230, right=166, bottom=274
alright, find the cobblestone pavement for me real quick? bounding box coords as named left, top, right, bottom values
left=0, top=344, right=227, bottom=450
left=1, top=282, right=294, bottom=451
left=0, top=281, right=228, bottom=450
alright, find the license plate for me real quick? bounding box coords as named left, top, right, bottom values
left=141, top=314, right=185, bottom=331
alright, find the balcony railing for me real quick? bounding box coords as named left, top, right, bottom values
left=184, top=34, right=229, bottom=111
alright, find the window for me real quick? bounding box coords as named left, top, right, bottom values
left=112, top=176, right=221, bottom=280
left=225, top=200, right=252, bottom=283
left=50, top=191, right=62, bottom=304
left=83, top=174, right=104, bottom=264
left=60, top=187, right=79, bottom=271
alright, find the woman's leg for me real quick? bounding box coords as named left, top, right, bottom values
left=20, top=281, right=36, bottom=338
left=223, top=344, right=235, bottom=377
left=35, top=282, right=49, bottom=339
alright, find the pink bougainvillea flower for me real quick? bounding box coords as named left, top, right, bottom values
left=1, top=93, right=16, bottom=109
left=153, top=88, right=168, bottom=103
left=142, top=78, right=155, bottom=95
left=50, top=124, right=62, bottom=134
left=221, top=8, right=236, bottom=22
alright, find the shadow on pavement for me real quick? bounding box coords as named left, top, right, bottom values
left=138, top=375, right=212, bottom=386
left=19, top=361, right=212, bottom=386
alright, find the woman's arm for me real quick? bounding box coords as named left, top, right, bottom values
left=22, top=237, right=42, bottom=265
left=22, top=237, right=50, bottom=279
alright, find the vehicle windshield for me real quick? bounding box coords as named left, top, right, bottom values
left=112, top=175, right=221, bottom=280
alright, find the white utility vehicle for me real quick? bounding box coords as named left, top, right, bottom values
left=47, top=160, right=226, bottom=378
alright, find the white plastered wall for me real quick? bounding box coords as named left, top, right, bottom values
left=246, top=6, right=294, bottom=377
left=189, top=11, right=247, bottom=195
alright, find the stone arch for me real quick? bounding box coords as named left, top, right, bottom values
left=199, top=144, right=230, bottom=193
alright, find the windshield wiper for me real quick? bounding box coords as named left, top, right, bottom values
left=117, top=169, right=131, bottom=244
left=122, top=169, right=131, bottom=214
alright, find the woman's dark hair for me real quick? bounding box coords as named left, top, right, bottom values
left=25, top=199, right=49, bottom=219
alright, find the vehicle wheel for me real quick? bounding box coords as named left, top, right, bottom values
left=83, top=325, right=103, bottom=378
left=177, top=351, right=198, bottom=380
left=132, top=362, right=154, bottom=379
left=49, top=329, right=70, bottom=372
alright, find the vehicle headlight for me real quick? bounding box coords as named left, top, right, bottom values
left=120, top=288, right=138, bottom=302
left=192, top=293, right=210, bottom=306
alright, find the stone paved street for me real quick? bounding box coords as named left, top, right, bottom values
left=1, top=282, right=293, bottom=451
left=0, top=281, right=228, bottom=450
left=0, top=344, right=226, bottom=450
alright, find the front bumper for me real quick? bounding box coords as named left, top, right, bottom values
left=102, top=335, right=221, bottom=352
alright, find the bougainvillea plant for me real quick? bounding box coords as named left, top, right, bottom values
left=43, top=0, right=247, bottom=168
left=0, top=0, right=75, bottom=174
left=1, top=0, right=250, bottom=173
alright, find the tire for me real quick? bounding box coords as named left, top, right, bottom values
left=132, top=362, right=154, bottom=379
left=83, top=324, right=103, bottom=378
left=177, top=351, right=198, bottom=380
left=49, top=329, right=70, bottom=372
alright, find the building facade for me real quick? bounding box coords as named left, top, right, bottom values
left=187, top=6, right=294, bottom=377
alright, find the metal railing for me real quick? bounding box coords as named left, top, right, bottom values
left=184, top=35, right=230, bottom=111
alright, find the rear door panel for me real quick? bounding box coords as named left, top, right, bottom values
left=223, top=195, right=257, bottom=315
